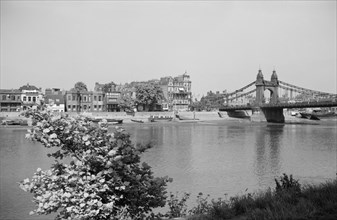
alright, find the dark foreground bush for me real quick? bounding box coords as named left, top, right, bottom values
left=187, top=174, right=337, bottom=220
left=19, top=108, right=172, bottom=220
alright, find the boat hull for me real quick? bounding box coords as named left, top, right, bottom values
left=148, top=115, right=173, bottom=122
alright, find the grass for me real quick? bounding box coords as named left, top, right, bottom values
left=184, top=174, right=337, bottom=220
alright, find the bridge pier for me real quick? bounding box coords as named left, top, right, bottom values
left=261, top=108, right=285, bottom=123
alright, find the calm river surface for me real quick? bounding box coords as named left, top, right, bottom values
left=1, top=119, right=336, bottom=219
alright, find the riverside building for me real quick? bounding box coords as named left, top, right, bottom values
left=65, top=90, right=93, bottom=112
left=19, top=83, right=44, bottom=110
left=44, top=88, right=65, bottom=112
left=0, top=89, right=22, bottom=112
left=159, top=72, right=192, bottom=111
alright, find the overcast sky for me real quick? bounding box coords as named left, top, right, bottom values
left=1, top=1, right=336, bottom=98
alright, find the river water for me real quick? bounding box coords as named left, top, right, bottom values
left=1, top=119, right=336, bottom=219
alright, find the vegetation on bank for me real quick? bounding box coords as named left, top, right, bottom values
left=165, top=174, right=337, bottom=220
left=19, top=108, right=337, bottom=220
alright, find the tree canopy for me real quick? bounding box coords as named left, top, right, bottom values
left=190, top=91, right=225, bottom=111
left=74, top=81, right=88, bottom=92
left=102, top=82, right=116, bottom=93
left=135, top=83, right=165, bottom=107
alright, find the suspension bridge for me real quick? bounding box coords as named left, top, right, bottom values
left=219, top=69, right=337, bottom=123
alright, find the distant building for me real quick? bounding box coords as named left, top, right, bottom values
left=92, top=91, right=104, bottom=112
left=44, top=88, right=65, bottom=112
left=105, top=91, right=121, bottom=112
left=0, top=89, right=22, bottom=112
left=94, top=82, right=123, bottom=112
left=65, top=89, right=93, bottom=112
left=19, top=83, right=43, bottom=110
left=159, top=72, right=192, bottom=111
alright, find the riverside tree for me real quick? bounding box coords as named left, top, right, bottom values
left=74, top=81, right=88, bottom=92
left=135, top=83, right=165, bottom=111
left=19, top=108, right=172, bottom=220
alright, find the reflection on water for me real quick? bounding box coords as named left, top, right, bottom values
left=254, top=124, right=283, bottom=188
left=1, top=120, right=336, bottom=219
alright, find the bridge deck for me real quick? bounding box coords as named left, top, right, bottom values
left=219, top=101, right=337, bottom=111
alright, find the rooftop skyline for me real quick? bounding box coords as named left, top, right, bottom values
left=1, top=1, right=336, bottom=98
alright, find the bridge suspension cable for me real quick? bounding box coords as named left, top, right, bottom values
left=279, top=80, right=336, bottom=96
left=278, top=85, right=314, bottom=95
left=226, top=81, right=255, bottom=96
left=226, top=88, right=256, bottom=102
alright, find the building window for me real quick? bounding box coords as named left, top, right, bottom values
left=98, top=96, right=102, bottom=101
left=23, top=96, right=26, bottom=101
left=73, top=105, right=76, bottom=110
left=72, top=95, right=75, bottom=101
left=94, top=96, right=97, bottom=101
left=94, top=105, right=97, bottom=109
left=2, top=95, right=6, bottom=100
left=68, top=105, right=71, bottom=110
left=83, top=96, right=87, bottom=102
left=28, top=97, right=31, bottom=102
left=17, top=96, right=20, bottom=100
left=98, top=105, right=101, bottom=109
left=33, top=97, right=36, bottom=102
left=68, top=95, right=71, bottom=100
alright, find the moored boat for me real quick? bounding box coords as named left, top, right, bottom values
left=148, top=115, right=173, bottom=122
left=88, top=117, right=123, bottom=124
left=1, top=119, right=28, bottom=126
left=131, top=119, right=144, bottom=123
left=106, top=118, right=123, bottom=124
left=298, top=109, right=336, bottom=120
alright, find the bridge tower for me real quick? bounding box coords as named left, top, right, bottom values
left=255, top=69, right=264, bottom=105
left=269, top=70, right=280, bottom=104
left=255, top=69, right=280, bottom=105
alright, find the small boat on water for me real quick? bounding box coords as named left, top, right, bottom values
left=106, top=118, right=123, bottom=124
left=131, top=119, right=144, bottom=123
left=1, top=119, right=28, bottom=126
left=298, top=112, right=320, bottom=120
left=148, top=115, right=173, bottom=122
left=88, top=117, right=123, bottom=124
left=298, top=109, right=336, bottom=120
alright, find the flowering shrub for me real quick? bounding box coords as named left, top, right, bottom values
left=165, top=192, right=190, bottom=218
left=19, top=108, right=172, bottom=220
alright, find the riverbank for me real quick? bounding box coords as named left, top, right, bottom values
left=0, top=111, right=227, bottom=125
left=0, top=110, right=334, bottom=126
left=170, top=176, right=337, bottom=220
